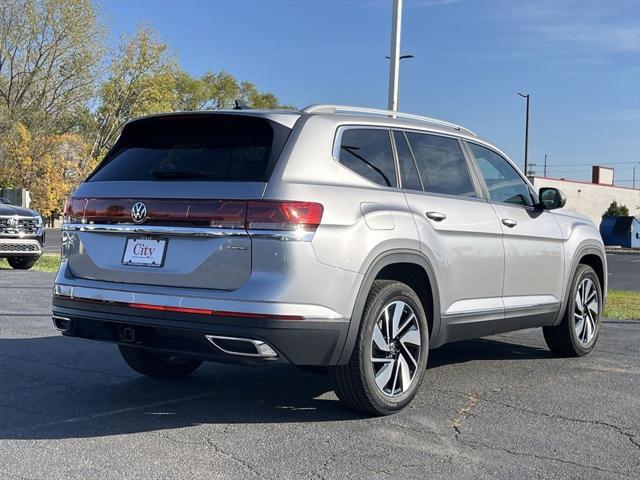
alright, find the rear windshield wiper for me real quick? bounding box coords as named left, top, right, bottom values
left=151, top=169, right=219, bottom=180
left=340, top=146, right=392, bottom=187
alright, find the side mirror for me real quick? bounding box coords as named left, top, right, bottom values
left=538, top=187, right=566, bottom=210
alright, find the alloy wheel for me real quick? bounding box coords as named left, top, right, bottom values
left=370, top=300, right=421, bottom=397
left=574, top=278, right=599, bottom=345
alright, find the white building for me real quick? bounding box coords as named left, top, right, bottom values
left=529, top=166, right=640, bottom=227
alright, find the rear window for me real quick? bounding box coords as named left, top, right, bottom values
left=88, top=115, right=289, bottom=182
left=337, top=128, right=397, bottom=187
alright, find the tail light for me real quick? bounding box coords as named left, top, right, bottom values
left=62, top=198, right=324, bottom=232
left=246, top=201, right=324, bottom=231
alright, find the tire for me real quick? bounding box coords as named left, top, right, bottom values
left=543, top=264, right=602, bottom=357
left=330, top=280, right=429, bottom=415
left=8, top=256, right=38, bottom=270
left=118, top=345, right=202, bottom=378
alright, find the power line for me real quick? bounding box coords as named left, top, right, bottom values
left=546, top=148, right=639, bottom=158
left=544, top=161, right=638, bottom=167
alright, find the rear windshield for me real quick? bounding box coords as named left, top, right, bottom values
left=88, top=115, right=290, bottom=182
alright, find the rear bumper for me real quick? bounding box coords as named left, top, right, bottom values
left=52, top=296, right=350, bottom=366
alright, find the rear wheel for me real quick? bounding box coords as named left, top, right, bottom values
left=118, top=345, right=202, bottom=378
left=330, top=280, right=429, bottom=415
left=8, top=256, right=38, bottom=270
left=543, top=264, right=602, bottom=357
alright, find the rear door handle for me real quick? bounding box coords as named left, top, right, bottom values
left=426, top=211, right=446, bottom=222
left=501, top=218, right=518, bottom=228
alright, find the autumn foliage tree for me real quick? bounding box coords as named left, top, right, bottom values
left=0, top=1, right=291, bottom=219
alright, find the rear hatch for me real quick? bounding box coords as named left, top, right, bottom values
left=64, top=113, right=293, bottom=291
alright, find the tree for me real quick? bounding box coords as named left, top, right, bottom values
left=0, top=121, right=89, bottom=217
left=0, top=0, right=104, bottom=134
left=603, top=200, right=629, bottom=217
left=86, top=25, right=177, bottom=160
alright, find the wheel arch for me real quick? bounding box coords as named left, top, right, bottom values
left=554, top=243, right=607, bottom=326
left=335, top=249, right=441, bottom=364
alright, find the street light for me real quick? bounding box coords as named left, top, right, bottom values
left=385, top=54, right=415, bottom=60
left=517, top=92, right=530, bottom=176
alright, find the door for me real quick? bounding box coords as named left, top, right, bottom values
left=393, top=130, right=505, bottom=343
left=466, top=142, right=564, bottom=329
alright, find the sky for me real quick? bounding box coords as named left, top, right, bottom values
left=97, top=0, right=640, bottom=186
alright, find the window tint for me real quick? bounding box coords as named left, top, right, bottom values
left=89, top=116, right=285, bottom=182
left=338, top=129, right=397, bottom=187
left=393, top=130, right=422, bottom=190
left=405, top=132, right=476, bottom=197
left=468, top=143, right=534, bottom=207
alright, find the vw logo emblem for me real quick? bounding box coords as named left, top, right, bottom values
left=131, top=202, right=147, bottom=224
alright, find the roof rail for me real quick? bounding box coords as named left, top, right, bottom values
left=302, top=104, right=476, bottom=136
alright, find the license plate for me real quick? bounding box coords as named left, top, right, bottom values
left=122, top=237, right=167, bottom=267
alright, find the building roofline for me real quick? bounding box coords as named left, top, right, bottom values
left=530, top=175, right=640, bottom=193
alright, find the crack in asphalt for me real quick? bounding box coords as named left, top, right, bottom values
left=309, top=454, right=336, bottom=480
left=154, top=432, right=260, bottom=477
left=457, top=438, right=632, bottom=477
left=452, top=392, right=481, bottom=435
left=484, top=398, right=640, bottom=451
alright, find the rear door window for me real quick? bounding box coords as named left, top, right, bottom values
left=338, top=128, right=397, bottom=187
left=405, top=132, right=477, bottom=197
left=89, top=115, right=288, bottom=182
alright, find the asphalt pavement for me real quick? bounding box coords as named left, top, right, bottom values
left=44, top=227, right=61, bottom=253
left=607, top=253, right=640, bottom=291
left=1, top=271, right=638, bottom=479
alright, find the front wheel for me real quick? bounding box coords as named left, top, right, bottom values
left=543, top=264, right=602, bottom=357
left=330, top=280, right=429, bottom=415
left=8, top=256, right=38, bottom=270
left=118, top=345, right=202, bottom=378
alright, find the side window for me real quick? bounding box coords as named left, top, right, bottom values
left=392, top=130, right=422, bottom=191
left=405, top=132, right=477, bottom=197
left=468, top=143, right=534, bottom=207
left=338, top=128, right=397, bottom=187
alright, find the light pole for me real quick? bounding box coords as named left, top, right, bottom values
left=517, top=92, right=530, bottom=175
left=388, top=0, right=403, bottom=112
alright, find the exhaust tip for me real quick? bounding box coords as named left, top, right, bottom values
left=205, top=335, right=278, bottom=358
left=52, top=315, right=71, bottom=331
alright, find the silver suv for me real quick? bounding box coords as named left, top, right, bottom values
left=52, top=105, right=607, bottom=414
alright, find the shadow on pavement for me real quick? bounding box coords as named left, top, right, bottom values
left=0, top=333, right=551, bottom=440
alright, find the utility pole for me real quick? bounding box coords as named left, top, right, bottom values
left=634, top=164, right=638, bottom=189
left=517, top=92, right=530, bottom=175
left=544, top=154, right=548, bottom=177
left=388, top=0, right=403, bottom=112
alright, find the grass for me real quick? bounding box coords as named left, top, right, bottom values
left=0, top=253, right=61, bottom=272
left=605, top=290, right=640, bottom=320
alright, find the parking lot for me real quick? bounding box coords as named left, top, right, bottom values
left=0, top=270, right=638, bottom=479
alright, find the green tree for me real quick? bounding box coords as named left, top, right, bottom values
left=603, top=200, right=629, bottom=217
left=86, top=25, right=178, bottom=160
left=0, top=0, right=104, bottom=134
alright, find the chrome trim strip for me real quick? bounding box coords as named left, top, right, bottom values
left=205, top=335, right=278, bottom=358
left=62, top=223, right=315, bottom=241
left=0, top=215, right=40, bottom=220
left=246, top=229, right=315, bottom=242
left=62, top=223, right=248, bottom=237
